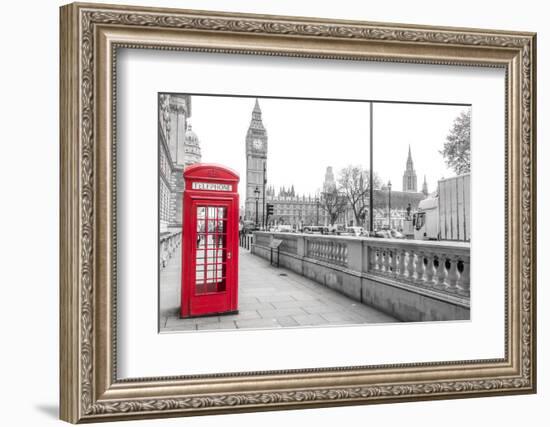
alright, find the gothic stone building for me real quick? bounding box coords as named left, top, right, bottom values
left=265, top=186, right=329, bottom=228
left=372, top=188, right=426, bottom=230
left=158, top=94, right=202, bottom=233
left=374, top=146, right=428, bottom=229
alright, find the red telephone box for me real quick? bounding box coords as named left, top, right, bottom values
left=181, top=164, right=240, bottom=318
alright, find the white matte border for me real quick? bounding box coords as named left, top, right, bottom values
left=117, top=49, right=505, bottom=379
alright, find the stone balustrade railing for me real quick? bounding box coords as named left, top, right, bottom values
left=239, top=233, right=255, bottom=251
left=252, top=231, right=470, bottom=299
left=159, top=231, right=182, bottom=269
left=367, top=239, right=470, bottom=296
left=305, top=237, right=348, bottom=267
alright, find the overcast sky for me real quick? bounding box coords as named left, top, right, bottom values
left=188, top=95, right=470, bottom=200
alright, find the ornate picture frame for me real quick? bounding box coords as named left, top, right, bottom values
left=60, top=2, right=536, bottom=423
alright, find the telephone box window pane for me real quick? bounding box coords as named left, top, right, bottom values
left=197, top=206, right=206, bottom=219
left=197, top=234, right=206, bottom=250
left=208, top=238, right=219, bottom=250
left=216, top=220, right=226, bottom=233
left=205, top=249, right=216, bottom=260
left=206, top=263, right=216, bottom=277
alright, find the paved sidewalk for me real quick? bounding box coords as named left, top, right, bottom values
left=160, top=247, right=397, bottom=332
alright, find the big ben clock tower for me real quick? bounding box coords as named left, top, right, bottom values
left=245, top=99, right=268, bottom=224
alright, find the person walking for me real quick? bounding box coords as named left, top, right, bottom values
left=238, top=216, right=244, bottom=246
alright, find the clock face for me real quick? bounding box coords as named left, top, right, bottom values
left=253, top=139, right=263, bottom=150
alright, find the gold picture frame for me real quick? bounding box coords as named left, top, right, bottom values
left=60, top=2, right=537, bottom=423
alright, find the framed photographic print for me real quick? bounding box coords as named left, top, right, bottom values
left=59, top=2, right=537, bottom=423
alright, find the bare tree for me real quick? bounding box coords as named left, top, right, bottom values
left=338, top=166, right=381, bottom=226
left=440, top=109, right=471, bottom=175
left=319, top=188, right=348, bottom=226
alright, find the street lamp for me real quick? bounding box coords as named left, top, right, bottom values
left=387, top=180, right=392, bottom=229
left=254, top=186, right=260, bottom=228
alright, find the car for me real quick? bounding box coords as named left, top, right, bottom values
left=303, top=225, right=329, bottom=234
left=326, top=224, right=345, bottom=234
left=274, top=224, right=293, bottom=233
left=370, top=229, right=406, bottom=239
left=325, top=224, right=346, bottom=234
left=389, top=229, right=406, bottom=239
left=340, top=226, right=364, bottom=237
left=371, top=229, right=391, bottom=238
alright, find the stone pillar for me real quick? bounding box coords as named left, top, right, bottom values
left=168, top=104, right=179, bottom=161
left=296, top=235, right=306, bottom=258
left=169, top=167, right=185, bottom=228
left=159, top=95, right=171, bottom=146
left=346, top=239, right=363, bottom=272
left=168, top=96, right=188, bottom=166
left=363, top=241, right=371, bottom=273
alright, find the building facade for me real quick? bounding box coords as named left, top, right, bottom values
left=265, top=186, right=329, bottom=228
left=158, top=94, right=201, bottom=233
left=244, top=99, right=268, bottom=224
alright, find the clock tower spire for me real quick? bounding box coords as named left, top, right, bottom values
left=245, top=98, right=268, bottom=224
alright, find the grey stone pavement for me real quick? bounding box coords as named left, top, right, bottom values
left=160, top=246, right=397, bottom=332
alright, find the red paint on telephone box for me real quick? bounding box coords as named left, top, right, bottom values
left=181, top=164, right=240, bottom=318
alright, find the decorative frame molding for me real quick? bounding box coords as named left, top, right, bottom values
left=60, top=2, right=536, bottom=423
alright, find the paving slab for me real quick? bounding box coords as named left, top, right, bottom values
left=270, top=300, right=309, bottom=309
left=291, top=313, right=327, bottom=326
left=197, top=321, right=237, bottom=330
left=275, top=316, right=300, bottom=327
left=221, top=310, right=263, bottom=321
left=257, top=307, right=309, bottom=318
left=235, top=318, right=281, bottom=329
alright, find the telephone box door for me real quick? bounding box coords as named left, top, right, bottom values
left=185, top=200, right=237, bottom=317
